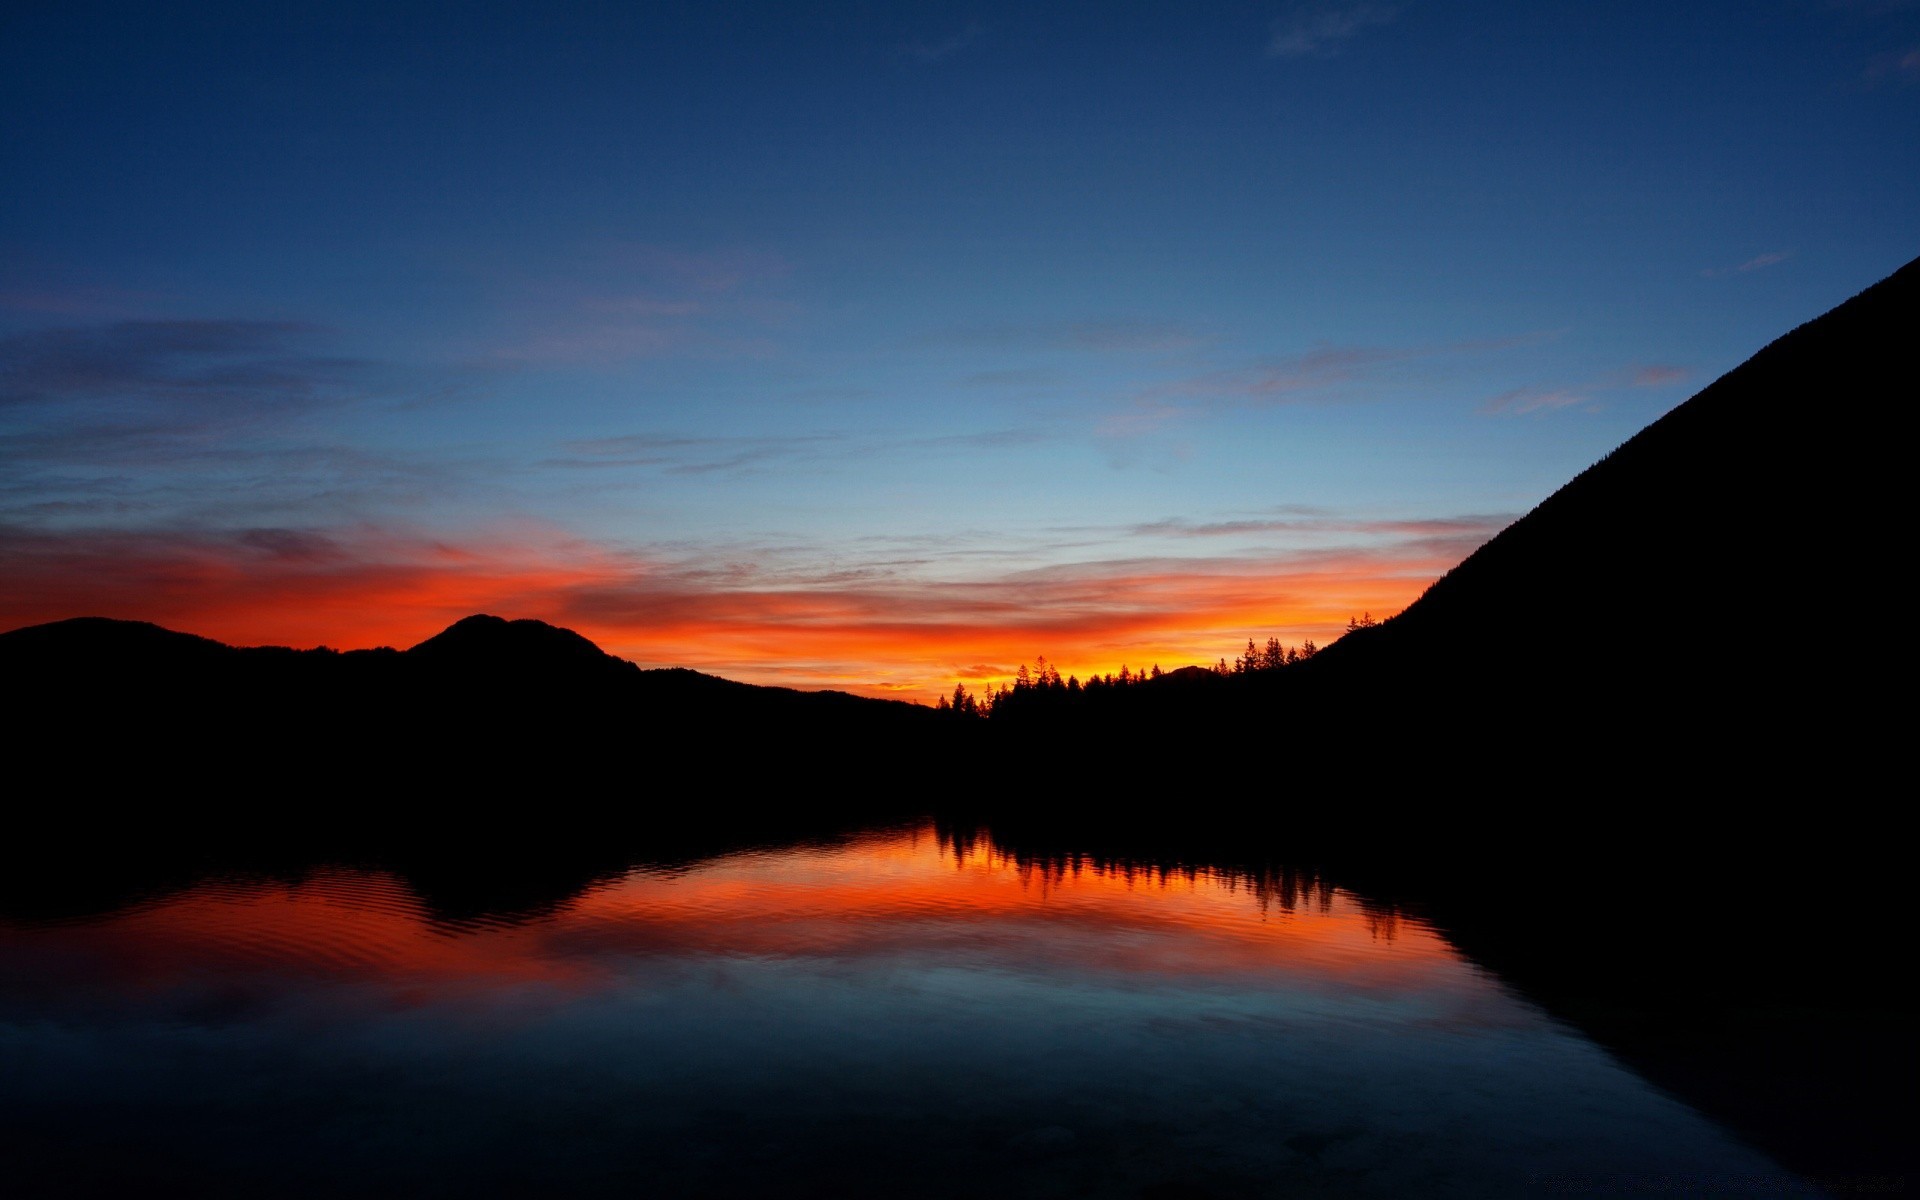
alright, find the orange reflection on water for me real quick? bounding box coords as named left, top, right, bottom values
left=0, top=873, right=603, bottom=1002
left=548, top=828, right=1455, bottom=994
left=0, top=826, right=1464, bottom=1004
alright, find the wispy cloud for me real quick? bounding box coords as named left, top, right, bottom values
left=942, top=319, right=1207, bottom=354
left=544, top=433, right=849, bottom=475
left=1630, top=364, right=1690, bottom=387
left=0, top=284, right=167, bottom=319
left=476, top=244, right=792, bottom=365
left=960, top=367, right=1061, bottom=388
left=1099, top=345, right=1394, bottom=435
left=1863, top=44, right=1920, bottom=81
left=1167, top=344, right=1402, bottom=401
left=0, top=320, right=359, bottom=410
left=1828, top=0, right=1917, bottom=13
left=236, top=527, right=348, bottom=563
left=544, top=426, right=1056, bottom=476
left=0, top=422, right=477, bottom=530
left=1701, top=250, right=1792, bottom=278
left=916, top=428, right=1052, bottom=451
left=902, top=23, right=985, bottom=63
left=1131, top=513, right=1513, bottom=541
left=1480, top=387, right=1587, bottom=415
left=1268, top=1, right=1399, bottom=58
left=593, top=245, right=791, bottom=296
left=1480, top=359, right=1695, bottom=418
left=0, top=508, right=1492, bottom=701
left=0, top=318, right=413, bottom=522
left=1101, top=330, right=1560, bottom=435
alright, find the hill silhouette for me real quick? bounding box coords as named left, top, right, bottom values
left=408, top=613, right=635, bottom=672
left=1, top=612, right=949, bottom=807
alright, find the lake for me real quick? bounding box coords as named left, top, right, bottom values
left=0, top=820, right=1813, bottom=1198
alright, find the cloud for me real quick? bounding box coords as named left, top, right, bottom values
left=0, top=320, right=358, bottom=410
left=0, top=428, right=474, bottom=530
left=591, top=245, right=791, bottom=296
left=0, top=285, right=166, bottom=319
left=0, top=521, right=628, bottom=653
left=1101, top=331, right=1562, bottom=435
left=1630, top=364, right=1690, bottom=387
left=236, top=527, right=346, bottom=563
left=543, top=433, right=849, bottom=475
left=1184, top=345, right=1401, bottom=399
left=1100, top=345, right=1401, bottom=434
left=0, top=509, right=1496, bottom=702
left=0, top=319, right=445, bottom=526
left=914, top=427, right=1053, bottom=451
left=1131, top=513, right=1514, bottom=541
left=943, top=319, right=1207, bottom=354
left=1268, top=1, right=1399, bottom=58
left=474, top=244, right=792, bottom=365
left=1701, top=251, right=1792, bottom=278
left=1863, top=44, right=1920, bottom=81
left=1157, top=331, right=1559, bottom=406
left=1829, top=0, right=1917, bottom=15
left=1480, top=359, right=1695, bottom=418
left=1480, top=387, right=1587, bottom=415
left=543, top=426, right=1055, bottom=475
left=961, top=367, right=1061, bottom=388
left=578, top=296, right=705, bottom=318
left=902, top=24, right=984, bottom=63
left=505, top=325, right=689, bottom=364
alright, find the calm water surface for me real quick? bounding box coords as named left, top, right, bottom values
left=1, top=823, right=1804, bottom=1198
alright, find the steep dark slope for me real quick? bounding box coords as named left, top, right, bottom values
left=1287, top=258, right=1918, bottom=1179
left=1308, top=255, right=1915, bottom=782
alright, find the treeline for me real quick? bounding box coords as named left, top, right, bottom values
left=936, top=614, right=1381, bottom=720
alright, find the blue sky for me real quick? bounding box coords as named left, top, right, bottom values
left=3, top=0, right=1915, bottom=695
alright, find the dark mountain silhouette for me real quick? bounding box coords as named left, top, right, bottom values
left=925, top=259, right=1918, bottom=1180
left=0, top=612, right=949, bottom=806
left=0, top=615, right=236, bottom=662
left=1241, top=259, right=1919, bottom=1179
left=1303, top=255, right=1915, bottom=785
left=407, top=613, right=634, bottom=672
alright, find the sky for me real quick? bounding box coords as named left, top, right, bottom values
left=3, top=0, right=1916, bottom=700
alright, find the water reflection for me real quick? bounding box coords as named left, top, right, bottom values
left=1, top=823, right=1810, bottom=1198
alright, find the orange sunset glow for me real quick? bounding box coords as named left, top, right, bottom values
left=0, top=520, right=1487, bottom=701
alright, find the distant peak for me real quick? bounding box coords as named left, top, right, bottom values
left=439, top=613, right=511, bottom=634
left=406, top=614, right=622, bottom=666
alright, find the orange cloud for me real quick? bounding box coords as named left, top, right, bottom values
left=0, top=517, right=1496, bottom=702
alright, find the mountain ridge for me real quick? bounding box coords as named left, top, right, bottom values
left=1295, top=253, right=1915, bottom=783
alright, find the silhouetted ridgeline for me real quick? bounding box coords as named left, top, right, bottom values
left=1301, top=255, right=1917, bottom=783
left=935, top=256, right=1919, bottom=804
left=1, top=614, right=960, bottom=821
